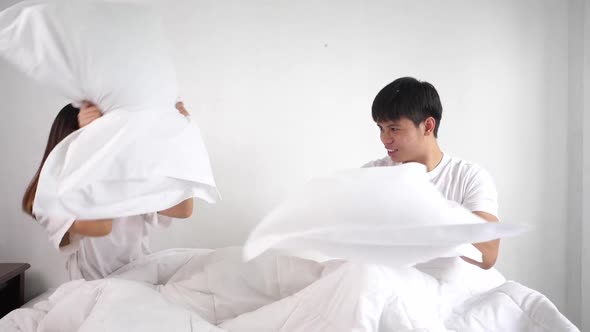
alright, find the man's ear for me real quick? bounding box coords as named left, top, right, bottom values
left=424, top=117, right=436, bottom=136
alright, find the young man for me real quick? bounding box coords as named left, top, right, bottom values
left=363, top=77, right=500, bottom=269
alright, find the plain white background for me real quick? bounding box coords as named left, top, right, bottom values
left=0, top=0, right=587, bottom=329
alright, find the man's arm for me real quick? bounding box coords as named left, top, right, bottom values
left=461, top=211, right=500, bottom=269
left=158, top=198, right=194, bottom=219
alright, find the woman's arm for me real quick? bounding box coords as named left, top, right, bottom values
left=155, top=102, right=195, bottom=219
left=59, top=219, right=113, bottom=247
left=158, top=198, right=194, bottom=219
left=69, top=219, right=113, bottom=236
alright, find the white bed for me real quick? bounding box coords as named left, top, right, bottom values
left=0, top=247, right=578, bottom=332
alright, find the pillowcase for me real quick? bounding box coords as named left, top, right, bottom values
left=243, top=163, right=527, bottom=266
left=0, top=1, right=219, bottom=221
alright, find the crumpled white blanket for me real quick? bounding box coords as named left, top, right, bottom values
left=0, top=248, right=579, bottom=332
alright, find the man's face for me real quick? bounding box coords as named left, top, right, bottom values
left=377, top=117, right=426, bottom=163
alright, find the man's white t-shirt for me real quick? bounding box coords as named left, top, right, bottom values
left=363, top=153, right=498, bottom=217
left=363, top=153, right=503, bottom=313
left=44, top=213, right=172, bottom=280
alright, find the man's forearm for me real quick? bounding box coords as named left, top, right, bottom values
left=463, top=211, right=500, bottom=269
left=470, top=239, right=500, bottom=269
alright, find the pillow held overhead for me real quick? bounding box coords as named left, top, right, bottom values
left=0, top=0, right=220, bottom=220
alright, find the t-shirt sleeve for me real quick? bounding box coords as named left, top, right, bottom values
left=142, top=212, right=173, bottom=228
left=462, top=167, right=499, bottom=218
left=35, top=214, right=80, bottom=255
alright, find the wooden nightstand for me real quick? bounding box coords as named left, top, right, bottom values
left=0, top=263, right=30, bottom=318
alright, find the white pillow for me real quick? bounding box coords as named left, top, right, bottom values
left=243, top=163, right=527, bottom=266
left=0, top=1, right=219, bottom=221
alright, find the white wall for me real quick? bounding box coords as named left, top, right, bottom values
left=0, top=0, right=581, bottom=326
left=567, top=0, right=584, bottom=327
left=567, top=0, right=590, bottom=328
left=582, top=0, right=590, bottom=328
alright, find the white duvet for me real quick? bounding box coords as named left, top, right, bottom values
left=0, top=248, right=578, bottom=332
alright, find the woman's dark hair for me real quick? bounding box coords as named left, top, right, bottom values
left=22, top=104, right=80, bottom=216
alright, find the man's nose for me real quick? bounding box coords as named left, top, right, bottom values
left=381, top=132, right=393, bottom=144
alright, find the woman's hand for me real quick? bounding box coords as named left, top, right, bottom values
left=175, top=101, right=190, bottom=117
left=78, top=101, right=103, bottom=128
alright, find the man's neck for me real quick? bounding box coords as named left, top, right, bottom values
left=417, top=143, right=444, bottom=172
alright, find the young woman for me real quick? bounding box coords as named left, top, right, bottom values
left=22, top=102, right=193, bottom=280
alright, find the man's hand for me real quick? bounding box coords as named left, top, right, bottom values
left=176, top=101, right=190, bottom=117
left=78, top=101, right=103, bottom=128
